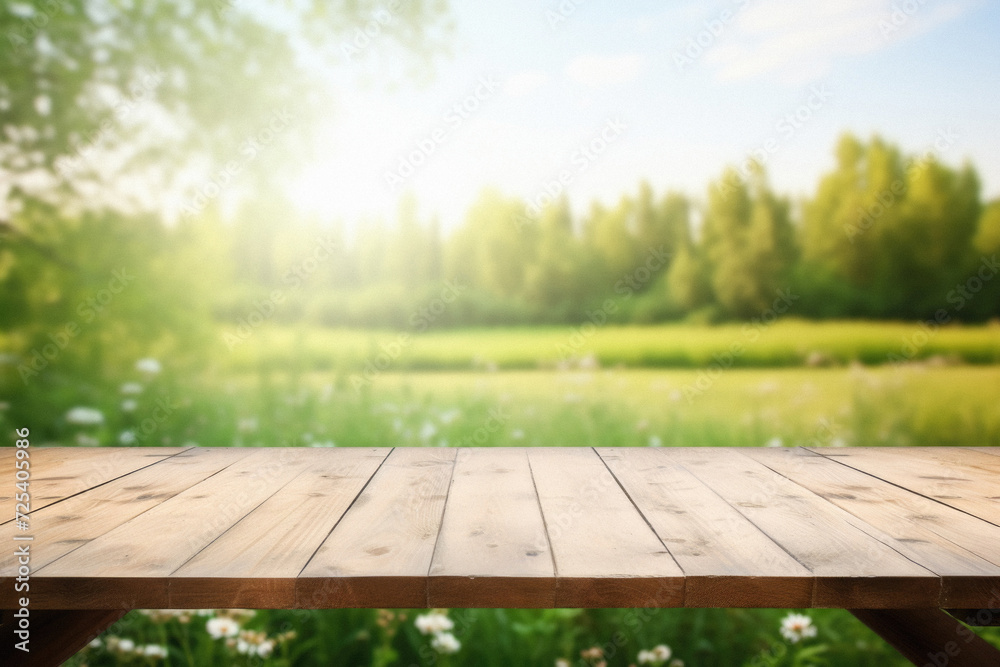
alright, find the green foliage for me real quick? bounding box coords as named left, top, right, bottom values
left=0, top=0, right=451, bottom=211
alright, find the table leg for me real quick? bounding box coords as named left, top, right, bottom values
left=0, top=608, right=129, bottom=667
left=850, top=608, right=1000, bottom=667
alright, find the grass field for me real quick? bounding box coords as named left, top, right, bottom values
left=224, top=320, right=1000, bottom=373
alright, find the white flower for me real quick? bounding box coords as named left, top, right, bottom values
left=830, top=437, right=847, bottom=447
left=439, top=408, right=461, bottom=424
left=142, top=644, right=168, bottom=658
left=419, top=421, right=438, bottom=441
left=117, top=638, right=135, bottom=653
left=637, top=645, right=672, bottom=664
left=511, top=428, right=525, bottom=440
left=431, top=631, right=461, bottom=654
left=121, top=399, right=138, bottom=412
left=669, top=660, right=685, bottom=667
left=121, top=382, right=143, bottom=395
left=652, top=645, right=672, bottom=661
left=648, top=435, right=663, bottom=447
left=780, top=613, right=817, bottom=643
left=415, top=611, right=454, bottom=635
left=75, top=434, right=100, bottom=446
left=66, top=406, right=104, bottom=426
left=88, top=638, right=102, bottom=649
left=766, top=437, right=784, bottom=448
left=206, top=616, right=240, bottom=639
left=119, top=430, right=136, bottom=445
left=555, top=660, right=571, bottom=667
left=237, top=417, right=258, bottom=433
left=257, top=639, right=275, bottom=658
left=135, top=358, right=162, bottom=375
left=236, top=638, right=253, bottom=655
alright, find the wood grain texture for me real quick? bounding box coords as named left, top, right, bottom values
left=170, top=447, right=389, bottom=607
left=809, top=447, right=1000, bottom=526
left=744, top=447, right=1000, bottom=607
left=529, top=448, right=684, bottom=607
left=598, top=447, right=812, bottom=608
left=662, top=448, right=940, bottom=608
left=0, top=447, right=250, bottom=591
left=1, top=446, right=997, bottom=611
left=33, top=448, right=315, bottom=608
left=298, top=447, right=456, bottom=608
left=0, top=447, right=188, bottom=526
left=428, top=448, right=553, bottom=607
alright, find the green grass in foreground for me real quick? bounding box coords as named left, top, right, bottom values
left=223, top=320, right=1000, bottom=373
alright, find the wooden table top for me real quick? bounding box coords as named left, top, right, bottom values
left=1, top=446, right=998, bottom=611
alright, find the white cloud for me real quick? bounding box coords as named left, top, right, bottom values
left=503, top=70, right=549, bottom=97
left=565, top=53, right=646, bottom=88
left=703, top=0, right=974, bottom=83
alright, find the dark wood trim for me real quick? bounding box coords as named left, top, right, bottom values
left=0, top=608, right=129, bottom=667
left=850, top=608, right=1000, bottom=667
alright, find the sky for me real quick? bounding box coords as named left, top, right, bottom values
left=286, top=0, right=1000, bottom=231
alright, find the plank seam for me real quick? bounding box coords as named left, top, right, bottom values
left=167, top=450, right=329, bottom=577
left=32, top=449, right=252, bottom=575
left=424, top=447, right=460, bottom=608
left=524, top=450, right=558, bottom=579
left=593, top=447, right=685, bottom=577
left=736, top=448, right=945, bottom=603
left=295, top=447, right=396, bottom=579
left=750, top=449, right=1000, bottom=573
left=0, top=447, right=197, bottom=526
left=804, top=448, right=1000, bottom=530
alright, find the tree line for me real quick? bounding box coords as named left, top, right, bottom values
left=211, top=133, right=1000, bottom=327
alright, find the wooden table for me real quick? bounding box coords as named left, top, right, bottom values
left=2, top=446, right=999, bottom=666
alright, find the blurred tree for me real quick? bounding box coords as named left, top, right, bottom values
left=701, top=164, right=794, bottom=317
left=0, top=0, right=452, bottom=216
left=800, top=134, right=981, bottom=317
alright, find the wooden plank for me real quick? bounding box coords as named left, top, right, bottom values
left=967, top=447, right=1000, bottom=458
left=0, top=447, right=252, bottom=605
left=298, top=447, right=455, bottom=608
left=850, top=608, right=1000, bottom=667
left=809, top=447, right=1000, bottom=526
left=745, top=447, right=1000, bottom=607
left=0, top=447, right=188, bottom=525
left=598, top=447, right=812, bottom=608
left=428, top=448, right=553, bottom=607
left=34, top=448, right=315, bottom=609
left=529, top=448, right=684, bottom=607
left=170, top=447, right=390, bottom=608
left=663, top=448, right=939, bottom=608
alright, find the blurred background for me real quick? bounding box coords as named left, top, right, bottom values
left=2, top=1, right=1000, bottom=665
